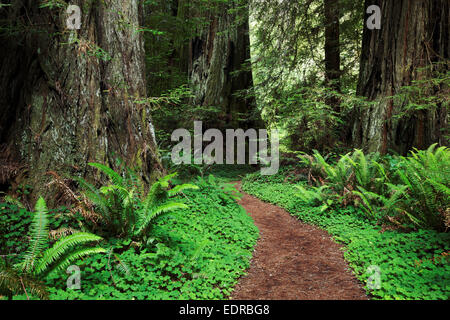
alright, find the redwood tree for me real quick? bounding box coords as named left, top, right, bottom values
left=324, top=0, right=341, bottom=96
left=185, top=0, right=257, bottom=129
left=0, top=0, right=162, bottom=199
left=352, top=0, right=449, bottom=154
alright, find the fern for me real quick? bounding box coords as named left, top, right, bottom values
left=167, top=183, right=199, bottom=197
left=0, top=266, right=48, bottom=300
left=75, top=162, right=195, bottom=239
left=21, top=198, right=49, bottom=273
left=135, top=202, right=188, bottom=236
left=296, top=184, right=335, bottom=212
left=49, top=247, right=106, bottom=275
left=353, top=184, right=407, bottom=221
left=34, top=233, right=104, bottom=276
left=0, top=198, right=104, bottom=299
left=302, top=146, right=449, bottom=230
left=310, top=150, right=354, bottom=194
left=114, top=253, right=131, bottom=275
left=394, top=144, right=450, bottom=229
left=73, top=176, right=112, bottom=220
left=89, top=162, right=124, bottom=186
left=353, top=188, right=377, bottom=219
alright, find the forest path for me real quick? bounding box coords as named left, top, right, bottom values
left=230, top=182, right=367, bottom=300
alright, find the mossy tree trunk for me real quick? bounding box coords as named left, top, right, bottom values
left=352, top=0, right=449, bottom=154
left=184, top=0, right=258, bottom=130
left=0, top=0, right=162, bottom=200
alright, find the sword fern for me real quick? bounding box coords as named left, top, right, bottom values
left=0, top=198, right=105, bottom=299
left=76, top=163, right=198, bottom=238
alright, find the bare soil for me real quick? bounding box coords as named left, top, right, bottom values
left=231, top=182, right=368, bottom=300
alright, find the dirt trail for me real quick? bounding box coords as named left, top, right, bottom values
left=231, top=182, right=367, bottom=300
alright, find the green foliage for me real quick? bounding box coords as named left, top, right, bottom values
left=38, top=0, right=66, bottom=10
left=392, top=66, right=449, bottom=119
left=161, top=150, right=214, bottom=179
left=0, top=203, right=34, bottom=256
left=0, top=198, right=105, bottom=300
left=134, top=173, right=197, bottom=237
left=348, top=150, right=386, bottom=191
left=251, top=0, right=364, bottom=95
left=37, top=176, right=258, bottom=300
left=64, top=35, right=112, bottom=62
left=33, top=233, right=105, bottom=276
left=242, top=174, right=450, bottom=300
left=260, top=86, right=369, bottom=152
left=0, top=266, right=48, bottom=301
left=303, top=149, right=354, bottom=193
left=296, top=185, right=334, bottom=213
left=195, top=174, right=242, bottom=202
left=0, top=200, right=81, bottom=258
left=299, top=146, right=450, bottom=230
left=1, top=166, right=258, bottom=301
left=21, top=198, right=50, bottom=273
left=352, top=184, right=407, bottom=221
left=250, top=0, right=366, bottom=152
left=150, top=85, right=226, bottom=150
left=142, top=0, right=259, bottom=149
left=75, top=163, right=198, bottom=239
left=393, top=144, right=450, bottom=230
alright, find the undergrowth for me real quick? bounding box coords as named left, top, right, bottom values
left=1, top=176, right=258, bottom=300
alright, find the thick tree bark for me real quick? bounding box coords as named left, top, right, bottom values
left=324, top=0, right=341, bottom=95
left=186, top=0, right=258, bottom=130
left=323, top=0, right=341, bottom=146
left=0, top=1, right=162, bottom=200
left=353, top=0, right=449, bottom=154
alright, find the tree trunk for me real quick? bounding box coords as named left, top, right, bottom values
left=353, top=0, right=449, bottom=154
left=324, top=0, right=341, bottom=96
left=0, top=0, right=162, bottom=200
left=323, top=0, right=341, bottom=147
left=186, top=0, right=258, bottom=129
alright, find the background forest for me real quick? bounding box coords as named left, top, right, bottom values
left=0, top=0, right=448, bottom=301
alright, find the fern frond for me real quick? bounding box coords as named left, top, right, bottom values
left=89, top=162, right=124, bottom=187
left=380, top=184, right=408, bottom=213
left=167, top=184, right=199, bottom=197
left=426, top=179, right=450, bottom=197
left=34, top=232, right=103, bottom=276
left=0, top=266, right=48, bottom=300
left=296, top=185, right=329, bottom=205
left=136, top=202, right=188, bottom=236
left=353, top=189, right=376, bottom=219
left=158, top=172, right=178, bottom=188
left=114, top=254, right=131, bottom=275
left=48, top=247, right=107, bottom=275
left=126, top=166, right=145, bottom=196
left=0, top=267, right=22, bottom=297
left=74, top=176, right=111, bottom=219
left=100, top=185, right=132, bottom=206
left=22, top=197, right=49, bottom=273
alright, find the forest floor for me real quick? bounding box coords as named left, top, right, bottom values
left=230, top=182, right=368, bottom=300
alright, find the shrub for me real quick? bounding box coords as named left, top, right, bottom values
left=75, top=163, right=198, bottom=239
left=298, top=145, right=450, bottom=230
left=394, top=144, right=450, bottom=230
